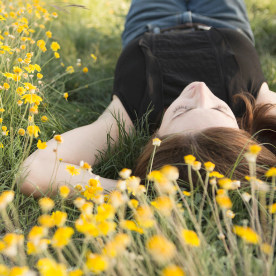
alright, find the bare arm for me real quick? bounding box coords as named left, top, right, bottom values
left=256, top=82, right=276, bottom=116
left=19, top=95, right=134, bottom=197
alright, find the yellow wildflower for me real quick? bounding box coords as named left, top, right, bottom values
left=151, top=196, right=173, bottom=216
left=2, top=126, right=9, bottom=136
left=265, top=167, right=276, bottom=177
left=218, top=178, right=233, bottom=190
left=1, top=233, right=24, bottom=257
left=244, top=144, right=262, bottom=163
left=51, top=41, right=60, bottom=52
left=66, top=165, right=80, bottom=176
left=226, top=210, right=235, bottom=219
left=109, top=190, right=126, bottom=208
left=55, top=52, right=60, bottom=59
left=119, top=168, right=132, bottom=179
left=64, top=92, right=68, bottom=100
left=217, top=189, right=226, bottom=195
left=13, top=66, right=22, bottom=75
left=216, top=194, right=232, bottom=209
left=66, top=66, right=74, bottom=74
left=38, top=215, right=55, bottom=228
left=80, top=202, right=94, bottom=215
left=86, top=253, right=108, bottom=274
left=147, top=235, right=176, bottom=263
left=37, top=140, right=47, bottom=150
left=54, top=134, right=63, bottom=143
left=41, top=115, right=48, bottom=122
left=261, top=243, right=273, bottom=255
left=120, top=220, right=144, bottom=234
left=51, top=211, right=67, bottom=227
left=210, top=178, right=217, bottom=185
left=162, top=265, right=185, bottom=276
left=152, top=137, right=161, bottom=146
left=74, top=197, right=86, bottom=209
left=37, top=73, right=43, bottom=79
left=103, top=233, right=131, bottom=258
left=147, top=170, right=166, bottom=183
left=91, top=53, right=97, bottom=61
left=9, top=267, right=30, bottom=276
left=37, top=39, right=46, bottom=50
left=160, top=165, right=179, bottom=181
left=38, top=197, right=54, bottom=212
left=83, top=67, right=88, bottom=73
left=52, top=227, right=74, bottom=248
left=45, top=31, right=52, bottom=38
left=27, top=239, right=50, bottom=255
left=27, top=125, right=40, bottom=138
left=192, top=160, right=201, bottom=171
left=13, top=74, right=21, bottom=81
left=26, top=53, right=33, bottom=58
left=83, top=186, right=103, bottom=201
left=74, top=184, right=83, bottom=192
left=3, top=73, right=14, bottom=79
left=80, top=160, right=92, bottom=171
left=233, top=225, right=260, bottom=244
left=0, top=191, right=15, bottom=210
left=204, top=161, right=215, bottom=172
left=16, top=87, right=26, bottom=95
left=184, top=154, right=196, bottom=165
left=23, top=57, right=31, bottom=65
left=268, top=203, right=276, bottom=214
left=97, top=220, right=116, bottom=236
left=128, top=199, right=139, bottom=209
left=0, top=108, right=5, bottom=113
left=181, top=229, right=200, bottom=247
left=0, top=264, right=9, bottom=275
left=52, top=12, right=58, bottom=18
left=3, top=83, right=10, bottom=90
left=59, top=185, right=70, bottom=198
left=28, top=226, right=47, bottom=243
left=69, top=269, right=83, bottom=276
left=125, top=176, right=140, bottom=195
left=37, top=258, right=67, bottom=276
left=29, top=105, right=38, bottom=114
left=96, top=203, right=115, bottom=221
left=135, top=205, right=155, bottom=228
left=183, top=191, right=191, bottom=196
left=249, top=144, right=262, bottom=155
left=21, top=94, right=42, bottom=105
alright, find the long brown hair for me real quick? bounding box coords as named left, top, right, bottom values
left=134, top=92, right=276, bottom=186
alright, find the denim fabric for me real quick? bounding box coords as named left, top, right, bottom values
left=122, top=0, right=254, bottom=47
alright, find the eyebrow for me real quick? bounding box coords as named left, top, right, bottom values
left=173, top=108, right=236, bottom=122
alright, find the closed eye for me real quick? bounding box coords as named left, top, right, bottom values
left=172, top=105, right=233, bottom=120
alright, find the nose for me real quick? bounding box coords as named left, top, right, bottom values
left=193, top=82, right=215, bottom=108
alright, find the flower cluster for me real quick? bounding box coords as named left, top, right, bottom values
left=0, top=138, right=275, bottom=274
left=0, top=0, right=96, bottom=152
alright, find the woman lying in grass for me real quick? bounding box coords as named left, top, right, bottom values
left=20, top=0, right=276, bottom=197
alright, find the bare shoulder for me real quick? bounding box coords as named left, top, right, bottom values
left=256, top=82, right=276, bottom=104
left=256, top=82, right=276, bottom=116
left=98, top=95, right=134, bottom=131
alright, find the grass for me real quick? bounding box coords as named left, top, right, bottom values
left=0, top=0, right=275, bottom=274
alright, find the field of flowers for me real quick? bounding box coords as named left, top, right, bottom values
left=0, top=0, right=275, bottom=275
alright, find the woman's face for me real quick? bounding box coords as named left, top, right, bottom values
left=158, top=82, right=239, bottom=136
